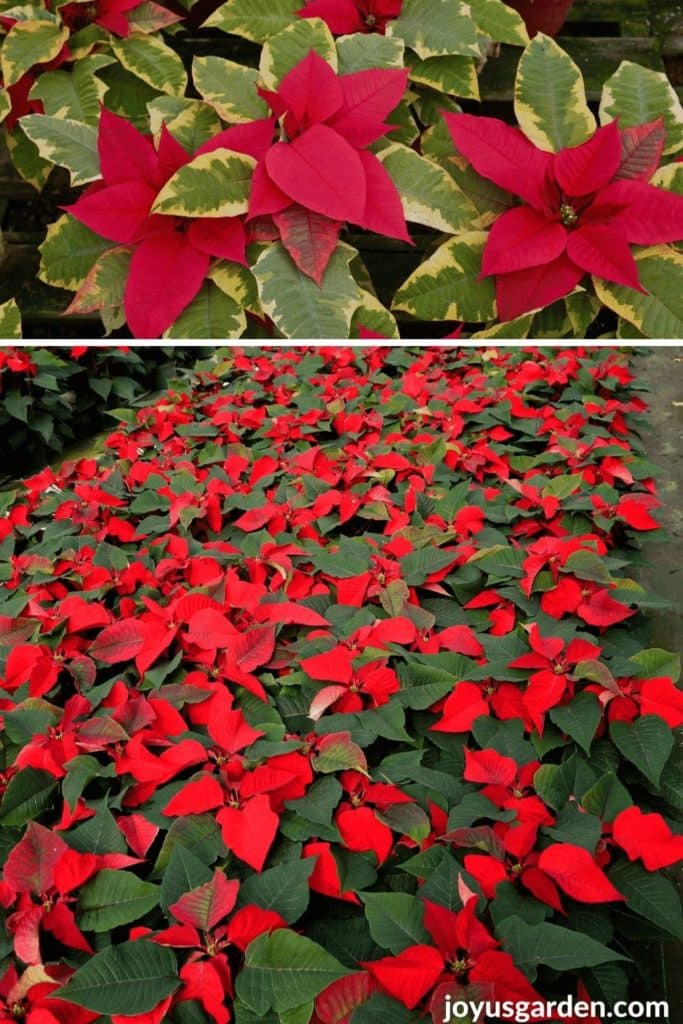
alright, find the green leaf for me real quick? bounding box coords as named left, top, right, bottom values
left=152, top=149, right=255, bottom=218
left=3, top=391, right=30, bottom=423
left=543, top=803, right=602, bottom=852
left=409, top=53, right=479, bottom=100
left=235, top=931, right=349, bottom=1015
left=351, top=994, right=417, bottom=1024
left=471, top=545, right=524, bottom=579
left=594, top=245, right=683, bottom=339
left=600, top=61, right=683, bottom=156
left=471, top=0, right=529, bottom=46
left=360, top=892, right=430, bottom=954
left=29, top=54, right=114, bottom=125
left=1, top=20, right=69, bottom=86
left=20, top=115, right=99, bottom=186
left=580, top=772, right=632, bottom=823
left=311, top=733, right=368, bottom=776
left=39, top=214, right=111, bottom=291
left=564, top=549, right=612, bottom=585
left=165, top=283, right=246, bottom=339
left=392, top=233, right=496, bottom=323
left=387, top=0, right=479, bottom=59
left=610, top=716, right=673, bottom=787
left=0, top=90, right=11, bottom=124
left=629, top=647, right=681, bottom=682
left=607, top=860, right=683, bottom=941
left=238, top=859, right=315, bottom=924
left=260, top=18, right=337, bottom=90
left=396, top=662, right=457, bottom=711
left=377, top=143, right=478, bottom=233
left=111, top=33, right=187, bottom=96
left=0, top=298, right=22, bottom=340
left=498, top=918, right=627, bottom=981
left=549, top=692, right=601, bottom=755
left=160, top=843, right=213, bottom=914
left=192, top=57, right=269, bottom=123
left=253, top=242, right=361, bottom=340
left=56, top=941, right=179, bottom=1015
left=399, top=546, right=457, bottom=585
left=205, top=0, right=300, bottom=43
left=0, top=767, right=57, bottom=825
left=351, top=290, right=400, bottom=340
left=336, top=33, right=405, bottom=74
left=78, top=870, right=160, bottom=932
left=514, top=34, right=595, bottom=152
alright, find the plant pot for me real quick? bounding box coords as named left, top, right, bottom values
left=505, top=0, right=574, bottom=37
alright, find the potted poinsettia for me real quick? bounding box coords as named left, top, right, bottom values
left=395, top=34, right=683, bottom=339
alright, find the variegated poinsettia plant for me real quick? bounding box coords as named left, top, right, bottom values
left=0, top=345, right=682, bottom=1024
left=2, top=3, right=683, bottom=337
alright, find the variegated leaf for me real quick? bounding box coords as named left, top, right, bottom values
left=253, top=241, right=361, bottom=339
left=515, top=33, right=595, bottom=152
left=20, top=114, right=99, bottom=186
left=600, top=62, right=683, bottom=157
left=205, top=0, right=300, bottom=43
left=152, top=148, right=256, bottom=217
left=39, top=215, right=111, bottom=291
left=0, top=298, right=22, bottom=340
left=387, top=0, right=480, bottom=60
left=165, top=282, right=246, bottom=339
left=192, top=57, right=269, bottom=123
left=111, top=32, right=187, bottom=97
left=1, top=20, right=68, bottom=86
left=594, top=245, right=683, bottom=339
left=260, top=18, right=337, bottom=91
left=392, top=232, right=496, bottom=323
left=29, top=55, right=114, bottom=126
left=377, top=142, right=479, bottom=233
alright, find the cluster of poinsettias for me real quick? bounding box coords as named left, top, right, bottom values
left=64, top=52, right=409, bottom=335
left=0, top=346, right=681, bottom=1024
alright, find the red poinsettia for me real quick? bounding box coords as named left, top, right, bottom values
left=297, top=0, right=402, bottom=34
left=444, top=114, right=683, bottom=320
left=362, top=896, right=543, bottom=1017
left=249, top=50, right=410, bottom=283
left=65, top=109, right=271, bottom=337
left=508, top=624, right=602, bottom=733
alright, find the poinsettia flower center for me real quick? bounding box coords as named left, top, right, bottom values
left=552, top=660, right=565, bottom=674
left=365, top=13, right=376, bottom=26
left=510, top=861, right=524, bottom=874
left=559, top=202, right=579, bottom=228
left=10, top=1003, right=24, bottom=1018
left=448, top=954, right=471, bottom=975
left=512, top=788, right=524, bottom=799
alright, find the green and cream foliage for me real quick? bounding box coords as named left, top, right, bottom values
left=206, top=0, right=529, bottom=104
left=396, top=34, right=683, bottom=339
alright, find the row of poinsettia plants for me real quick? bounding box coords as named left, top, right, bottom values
left=0, top=344, right=681, bottom=1024
left=1, top=0, right=683, bottom=337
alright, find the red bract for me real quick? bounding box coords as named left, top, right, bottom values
left=612, top=807, right=683, bottom=870
left=362, top=897, right=541, bottom=1014
left=444, top=114, right=683, bottom=320
left=65, top=109, right=268, bottom=337
left=297, top=0, right=402, bottom=34
left=250, top=51, right=410, bottom=282
left=509, top=624, right=602, bottom=733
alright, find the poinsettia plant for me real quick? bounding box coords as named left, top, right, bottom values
left=0, top=345, right=681, bottom=1024
left=396, top=33, right=683, bottom=339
